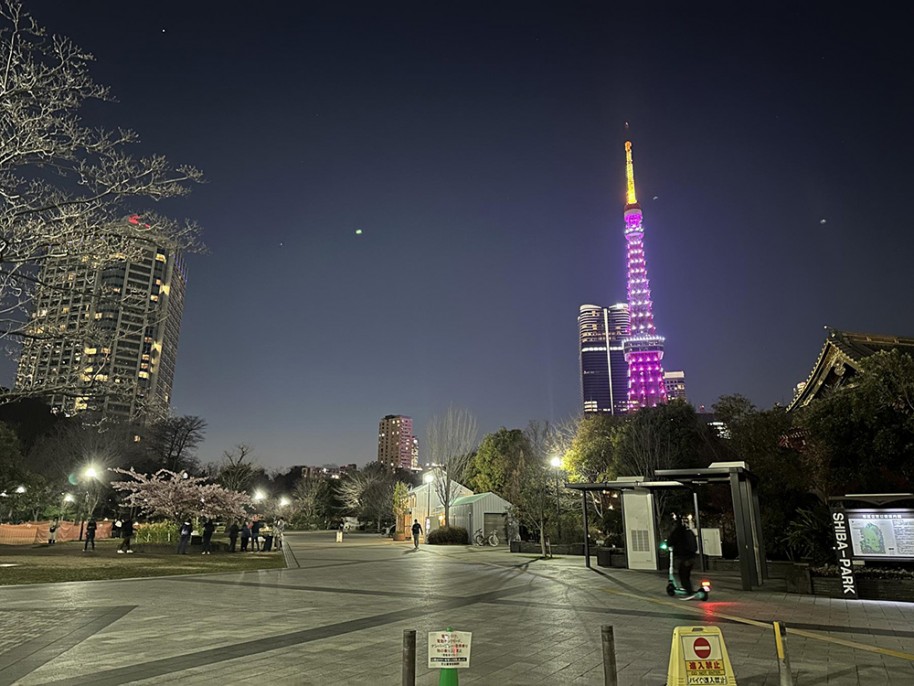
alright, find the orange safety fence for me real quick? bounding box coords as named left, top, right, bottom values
left=0, top=520, right=113, bottom=545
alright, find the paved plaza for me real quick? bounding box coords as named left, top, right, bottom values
left=1, top=532, right=913, bottom=685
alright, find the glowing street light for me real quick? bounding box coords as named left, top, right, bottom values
left=14, top=485, right=26, bottom=494
left=78, top=465, right=100, bottom=541
left=253, top=490, right=266, bottom=503
left=279, top=496, right=291, bottom=508
left=550, top=456, right=563, bottom=541
left=63, top=494, right=75, bottom=504
left=423, top=471, right=435, bottom=539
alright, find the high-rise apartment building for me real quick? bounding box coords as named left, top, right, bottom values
left=15, top=242, right=186, bottom=422
left=622, top=141, right=668, bottom=409
left=579, top=303, right=630, bottom=415
left=663, top=370, right=687, bottom=402
left=377, top=415, right=417, bottom=470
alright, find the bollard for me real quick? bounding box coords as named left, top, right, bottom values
left=773, top=621, right=794, bottom=686
left=601, top=625, right=618, bottom=686
left=402, top=629, right=416, bottom=686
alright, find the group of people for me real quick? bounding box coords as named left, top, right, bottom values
left=173, top=517, right=286, bottom=554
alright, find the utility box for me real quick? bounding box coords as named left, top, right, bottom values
left=622, top=486, right=659, bottom=570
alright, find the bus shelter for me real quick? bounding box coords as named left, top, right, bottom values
left=566, top=461, right=766, bottom=591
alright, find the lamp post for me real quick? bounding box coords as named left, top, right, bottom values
left=550, top=456, right=562, bottom=542
left=78, top=465, right=99, bottom=541
left=423, top=471, right=434, bottom=540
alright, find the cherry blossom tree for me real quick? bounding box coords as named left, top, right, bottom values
left=110, top=468, right=250, bottom=521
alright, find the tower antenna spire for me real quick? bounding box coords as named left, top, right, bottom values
left=624, top=141, right=638, bottom=207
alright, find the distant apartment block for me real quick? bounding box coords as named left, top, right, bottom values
left=15, top=242, right=186, bottom=422
left=377, top=415, right=417, bottom=470
left=663, top=370, right=687, bottom=402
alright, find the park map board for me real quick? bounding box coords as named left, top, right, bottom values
left=847, top=509, right=914, bottom=560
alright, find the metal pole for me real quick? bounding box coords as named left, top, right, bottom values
left=773, top=621, right=794, bottom=685
left=601, top=625, right=618, bottom=686
left=402, top=629, right=416, bottom=686
left=555, top=470, right=561, bottom=542
left=582, top=490, right=591, bottom=568
left=692, top=490, right=705, bottom=572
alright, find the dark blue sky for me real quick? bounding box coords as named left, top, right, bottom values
left=12, top=3, right=913, bottom=469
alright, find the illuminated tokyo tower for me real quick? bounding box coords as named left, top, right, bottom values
left=622, top=141, right=667, bottom=409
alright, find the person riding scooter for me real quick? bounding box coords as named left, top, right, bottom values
left=667, top=516, right=698, bottom=595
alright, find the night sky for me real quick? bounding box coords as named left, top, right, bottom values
left=9, top=3, right=913, bottom=470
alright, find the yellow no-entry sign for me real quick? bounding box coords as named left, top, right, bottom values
left=667, top=626, right=737, bottom=685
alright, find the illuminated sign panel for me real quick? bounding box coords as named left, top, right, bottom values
left=846, top=509, right=914, bottom=559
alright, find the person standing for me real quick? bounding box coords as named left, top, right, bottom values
left=177, top=519, right=192, bottom=554
left=227, top=521, right=239, bottom=552
left=201, top=518, right=215, bottom=555
left=411, top=519, right=422, bottom=549
left=48, top=519, right=59, bottom=545
left=251, top=518, right=262, bottom=552
left=84, top=518, right=97, bottom=551
left=119, top=517, right=134, bottom=554
left=668, top=516, right=698, bottom=595
left=240, top=522, right=251, bottom=552
left=274, top=518, right=285, bottom=550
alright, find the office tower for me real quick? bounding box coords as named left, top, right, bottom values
left=377, top=415, right=416, bottom=470
left=579, top=303, right=630, bottom=415
left=663, top=370, right=687, bottom=402
left=622, top=141, right=667, bottom=409
left=15, top=242, right=186, bottom=422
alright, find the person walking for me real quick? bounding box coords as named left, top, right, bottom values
left=251, top=518, right=262, bottom=552
left=227, top=521, right=239, bottom=552
left=177, top=519, right=192, bottom=554
left=240, top=522, right=251, bottom=552
left=84, top=518, right=97, bottom=551
left=668, top=516, right=698, bottom=595
left=118, top=517, right=134, bottom=554
left=201, top=518, right=215, bottom=555
left=411, top=519, right=423, bottom=549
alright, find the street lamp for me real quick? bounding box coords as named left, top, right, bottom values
left=78, top=465, right=99, bottom=541
left=550, top=456, right=562, bottom=542
left=423, top=471, right=435, bottom=539
left=279, top=496, right=290, bottom=508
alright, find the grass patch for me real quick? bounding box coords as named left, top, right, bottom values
left=0, top=539, right=286, bottom=586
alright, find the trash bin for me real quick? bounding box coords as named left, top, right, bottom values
left=263, top=535, right=274, bottom=552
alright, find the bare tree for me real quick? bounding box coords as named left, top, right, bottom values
left=427, top=407, right=478, bottom=527
left=0, top=2, right=203, bottom=405
left=338, top=464, right=395, bottom=532
left=145, top=415, right=206, bottom=473
left=217, top=444, right=257, bottom=492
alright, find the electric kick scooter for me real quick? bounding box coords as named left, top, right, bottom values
left=660, top=541, right=711, bottom=601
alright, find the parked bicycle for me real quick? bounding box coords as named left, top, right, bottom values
left=473, top=528, right=499, bottom=547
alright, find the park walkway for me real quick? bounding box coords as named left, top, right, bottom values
left=0, top=532, right=912, bottom=684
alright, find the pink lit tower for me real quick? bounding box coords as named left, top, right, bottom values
left=622, top=141, right=668, bottom=409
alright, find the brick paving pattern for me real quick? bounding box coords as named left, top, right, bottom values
left=0, top=533, right=912, bottom=684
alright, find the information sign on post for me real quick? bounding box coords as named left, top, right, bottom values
left=427, top=630, right=472, bottom=669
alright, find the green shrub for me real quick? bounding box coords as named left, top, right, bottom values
left=135, top=521, right=177, bottom=544
left=811, top=565, right=914, bottom=580
left=427, top=526, right=469, bottom=545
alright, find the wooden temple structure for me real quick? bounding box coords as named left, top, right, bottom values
left=788, top=327, right=914, bottom=411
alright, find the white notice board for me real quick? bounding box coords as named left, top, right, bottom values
left=428, top=630, right=472, bottom=669
left=701, top=528, right=722, bottom=557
